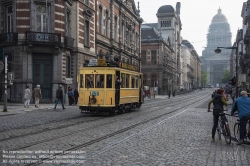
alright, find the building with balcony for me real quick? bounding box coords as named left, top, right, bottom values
left=141, top=27, right=175, bottom=95
left=0, top=0, right=142, bottom=102
left=237, top=1, right=249, bottom=90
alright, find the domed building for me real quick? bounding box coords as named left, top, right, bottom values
left=201, top=8, right=232, bottom=86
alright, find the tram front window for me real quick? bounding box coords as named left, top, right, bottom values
left=96, top=74, right=104, bottom=88
left=80, top=74, right=84, bottom=88
left=86, top=74, right=94, bottom=88
left=106, top=74, right=112, bottom=88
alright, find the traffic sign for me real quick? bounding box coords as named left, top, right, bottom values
left=65, top=78, right=73, bottom=84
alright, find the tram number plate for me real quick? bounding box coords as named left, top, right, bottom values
left=90, top=91, right=99, bottom=96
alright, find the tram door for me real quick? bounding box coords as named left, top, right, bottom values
left=115, top=71, right=120, bottom=104
left=140, top=74, right=144, bottom=103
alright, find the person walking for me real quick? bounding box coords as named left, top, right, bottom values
left=208, top=88, right=228, bottom=142
left=54, top=85, right=66, bottom=110
left=231, top=91, right=250, bottom=145
left=67, top=88, right=74, bottom=106
left=32, top=84, right=42, bottom=108
left=24, top=85, right=32, bottom=108
left=172, top=90, right=176, bottom=97
left=231, top=87, right=236, bottom=102
left=74, top=88, right=79, bottom=105
left=168, top=90, right=171, bottom=99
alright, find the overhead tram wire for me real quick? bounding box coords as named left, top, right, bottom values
left=142, top=20, right=236, bottom=45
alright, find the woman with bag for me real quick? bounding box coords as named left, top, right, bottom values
left=24, top=86, right=32, bottom=108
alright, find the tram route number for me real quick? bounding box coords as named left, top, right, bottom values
left=90, top=91, right=99, bottom=96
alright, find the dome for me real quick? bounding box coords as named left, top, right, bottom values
left=157, top=5, right=174, bottom=14
left=212, top=8, right=227, bottom=23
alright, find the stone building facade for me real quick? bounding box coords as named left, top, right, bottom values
left=0, top=0, right=142, bottom=102
left=141, top=27, right=175, bottom=95
left=200, top=8, right=232, bottom=86
left=181, top=40, right=201, bottom=89
left=141, top=2, right=182, bottom=91
left=236, top=1, right=249, bottom=91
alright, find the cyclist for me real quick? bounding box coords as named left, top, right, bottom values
left=208, top=88, right=228, bottom=142
left=231, top=91, right=250, bottom=145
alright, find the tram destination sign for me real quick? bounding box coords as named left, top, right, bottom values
left=121, top=63, right=136, bottom=71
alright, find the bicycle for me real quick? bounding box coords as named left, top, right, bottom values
left=216, top=110, right=231, bottom=144
left=233, top=115, right=250, bottom=143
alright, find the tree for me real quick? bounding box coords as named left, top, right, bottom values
left=201, top=70, right=208, bottom=87
left=221, top=70, right=231, bottom=84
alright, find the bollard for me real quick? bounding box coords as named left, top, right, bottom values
left=154, top=91, right=156, bottom=98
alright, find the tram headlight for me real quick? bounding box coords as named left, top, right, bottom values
left=90, top=96, right=97, bottom=104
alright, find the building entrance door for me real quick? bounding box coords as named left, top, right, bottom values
left=33, top=54, right=53, bottom=99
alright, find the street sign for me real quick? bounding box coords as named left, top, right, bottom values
left=88, top=59, right=98, bottom=66
left=65, top=78, right=73, bottom=84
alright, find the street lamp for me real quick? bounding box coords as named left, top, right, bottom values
left=214, top=29, right=243, bottom=98
left=215, top=46, right=238, bottom=97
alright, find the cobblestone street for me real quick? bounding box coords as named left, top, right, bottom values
left=0, top=89, right=249, bottom=166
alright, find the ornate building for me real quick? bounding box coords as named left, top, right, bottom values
left=141, top=26, right=175, bottom=95
left=141, top=2, right=182, bottom=91
left=0, top=0, right=142, bottom=102
left=200, top=8, right=232, bottom=86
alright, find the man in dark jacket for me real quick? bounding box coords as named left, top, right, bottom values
left=74, top=88, right=79, bottom=105
left=231, top=91, right=250, bottom=145
left=54, top=85, right=66, bottom=110
left=208, top=88, right=228, bottom=142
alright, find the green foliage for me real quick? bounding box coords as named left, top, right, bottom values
left=201, top=70, right=208, bottom=87
left=221, top=70, right=231, bottom=84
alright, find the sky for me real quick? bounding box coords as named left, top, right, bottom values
left=137, top=0, right=246, bottom=56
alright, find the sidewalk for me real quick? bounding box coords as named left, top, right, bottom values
left=0, top=102, right=55, bottom=117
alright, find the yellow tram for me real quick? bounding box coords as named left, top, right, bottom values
left=77, top=58, right=144, bottom=114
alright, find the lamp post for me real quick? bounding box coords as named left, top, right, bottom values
left=214, top=46, right=238, bottom=97
left=214, top=30, right=243, bottom=98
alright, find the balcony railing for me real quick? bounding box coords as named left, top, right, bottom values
left=64, top=36, right=74, bottom=49
left=187, top=72, right=194, bottom=79
left=187, top=64, right=194, bottom=71
left=0, top=33, right=18, bottom=45
left=26, top=31, right=61, bottom=44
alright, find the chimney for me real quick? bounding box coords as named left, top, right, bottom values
left=176, top=2, right=181, bottom=14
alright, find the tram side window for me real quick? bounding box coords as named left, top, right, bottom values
left=106, top=74, right=112, bottom=88
left=96, top=74, right=104, bottom=88
left=131, top=75, right=135, bottom=88
left=86, top=74, right=94, bottom=88
left=80, top=74, right=84, bottom=88
left=135, top=76, right=139, bottom=88
left=121, top=73, right=125, bottom=88
left=126, top=74, right=130, bottom=88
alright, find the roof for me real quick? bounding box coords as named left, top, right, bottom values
left=157, top=5, right=175, bottom=14
left=142, top=23, right=158, bottom=30
left=141, top=28, right=160, bottom=40
left=182, top=40, right=194, bottom=49
left=212, top=8, right=227, bottom=23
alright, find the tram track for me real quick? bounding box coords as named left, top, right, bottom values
left=0, top=91, right=204, bottom=143
left=2, top=92, right=209, bottom=155
left=20, top=93, right=211, bottom=166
